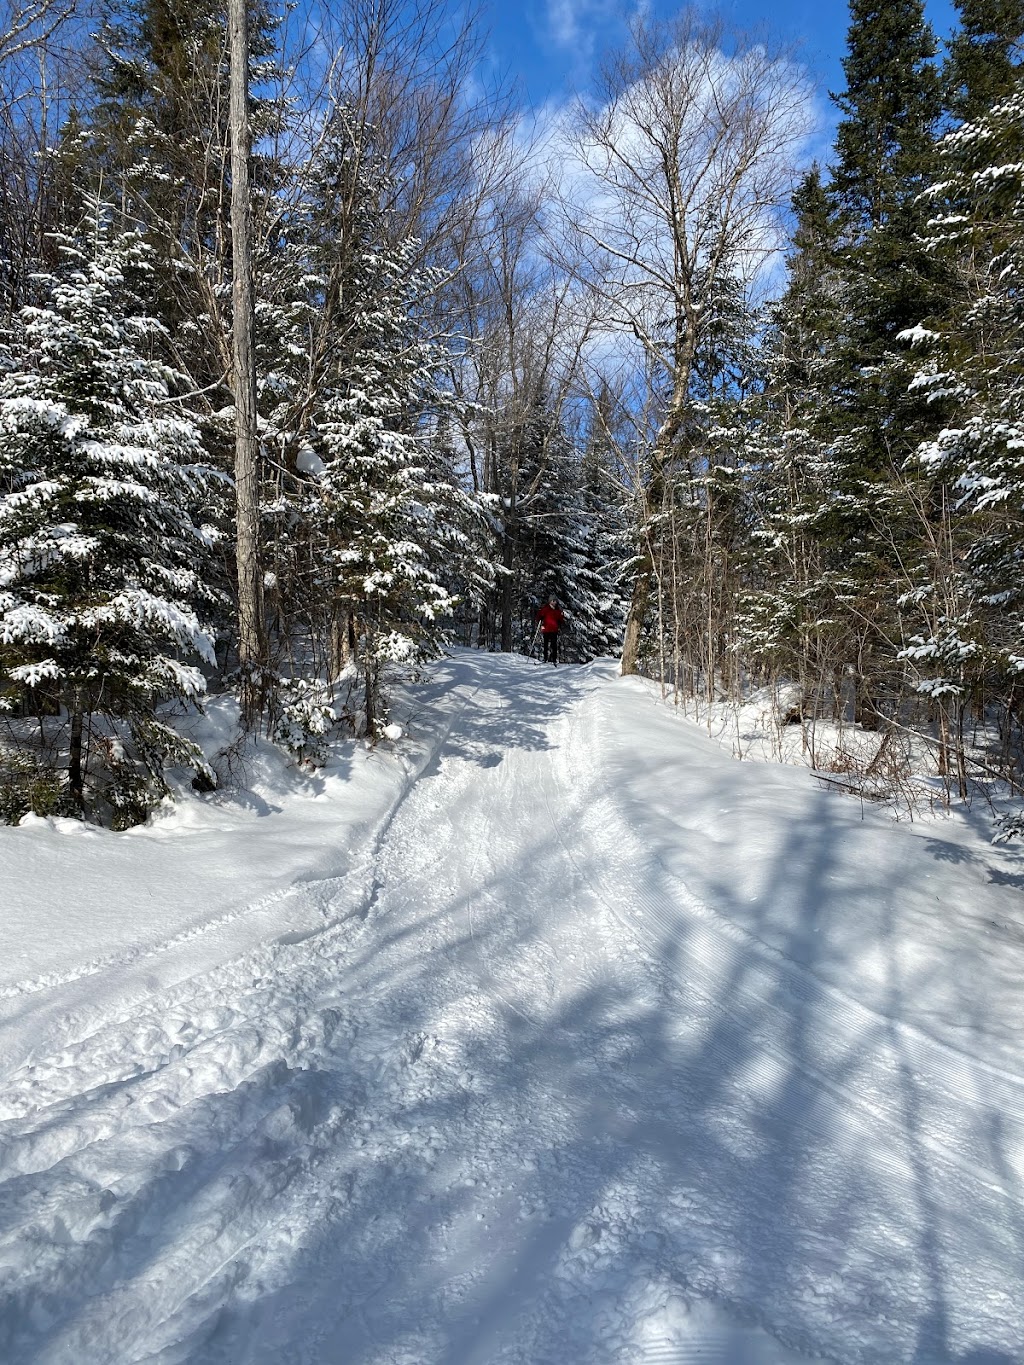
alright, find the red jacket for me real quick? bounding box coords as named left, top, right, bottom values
left=536, top=603, right=564, bottom=634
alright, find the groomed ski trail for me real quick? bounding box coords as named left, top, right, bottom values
left=1, top=651, right=1022, bottom=1365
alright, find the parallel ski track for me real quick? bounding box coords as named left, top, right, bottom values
left=431, top=667, right=1016, bottom=1363
left=0, top=673, right=486, bottom=1127
left=0, top=675, right=500, bottom=1362
left=427, top=666, right=1024, bottom=1213
left=4, top=657, right=1024, bottom=1365
left=543, top=683, right=1024, bottom=1206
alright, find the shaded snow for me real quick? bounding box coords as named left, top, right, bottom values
left=1, top=650, right=1023, bottom=1365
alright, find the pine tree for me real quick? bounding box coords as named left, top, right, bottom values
left=568, top=438, right=629, bottom=661
left=772, top=167, right=846, bottom=417
left=832, top=0, right=941, bottom=232
left=828, top=0, right=944, bottom=483
left=0, top=208, right=222, bottom=819
left=743, top=170, right=853, bottom=706
left=495, top=392, right=567, bottom=653
left=510, top=395, right=627, bottom=661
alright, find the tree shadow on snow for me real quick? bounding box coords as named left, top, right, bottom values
left=4, top=651, right=1023, bottom=1365
left=396, top=650, right=593, bottom=771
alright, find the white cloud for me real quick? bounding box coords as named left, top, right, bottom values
left=544, top=0, right=635, bottom=65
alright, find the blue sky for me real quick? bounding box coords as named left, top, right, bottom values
left=488, top=0, right=960, bottom=118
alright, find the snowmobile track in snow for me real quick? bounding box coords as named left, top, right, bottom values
left=2, top=652, right=1023, bottom=1365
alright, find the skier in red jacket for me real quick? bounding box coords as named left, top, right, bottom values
left=536, top=596, right=565, bottom=664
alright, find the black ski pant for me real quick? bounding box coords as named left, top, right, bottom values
left=542, top=631, right=559, bottom=664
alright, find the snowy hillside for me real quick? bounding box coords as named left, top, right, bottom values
left=2, top=650, right=1023, bottom=1365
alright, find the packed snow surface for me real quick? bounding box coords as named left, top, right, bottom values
left=2, top=650, right=1024, bottom=1365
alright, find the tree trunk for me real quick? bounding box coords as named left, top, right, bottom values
left=328, top=605, right=352, bottom=679
left=500, top=482, right=517, bottom=653
left=620, top=570, right=650, bottom=675
left=620, top=350, right=692, bottom=677
left=500, top=530, right=514, bottom=652
left=228, top=0, right=265, bottom=726
left=68, top=705, right=84, bottom=810
left=364, top=624, right=377, bottom=737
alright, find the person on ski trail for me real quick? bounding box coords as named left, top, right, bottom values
left=536, top=596, right=565, bottom=665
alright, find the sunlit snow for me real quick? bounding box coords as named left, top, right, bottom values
left=1, top=650, right=1022, bottom=1365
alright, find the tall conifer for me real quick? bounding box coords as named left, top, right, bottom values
left=828, top=0, right=943, bottom=484
left=945, top=0, right=1024, bottom=123
left=0, top=210, right=221, bottom=817
left=807, top=0, right=945, bottom=721
left=902, top=79, right=1024, bottom=743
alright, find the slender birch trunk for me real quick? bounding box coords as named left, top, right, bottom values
left=228, top=0, right=264, bottom=726
left=500, top=476, right=517, bottom=653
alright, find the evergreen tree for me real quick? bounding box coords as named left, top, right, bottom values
left=513, top=396, right=627, bottom=661
left=73, top=0, right=284, bottom=387
left=312, top=229, right=481, bottom=729
left=743, top=170, right=856, bottom=705
left=0, top=209, right=222, bottom=819
left=259, top=115, right=489, bottom=731
left=500, top=393, right=570, bottom=651
left=669, top=267, right=768, bottom=699
left=828, top=0, right=944, bottom=484
left=901, top=76, right=1024, bottom=786
left=944, top=0, right=1024, bottom=123
left=776, top=167, right=847, bottom=401
left=832, top=0, right=941, bottom=232
left=781, top=0, right=949, bottom=724
left=571, top=435, right=630, bottom=661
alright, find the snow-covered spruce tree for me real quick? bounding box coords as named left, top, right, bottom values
left=672, top=262, right=767, bottom=702
left=262, top=118, right=489, bottom=735
left=313, top=239, right=482, bottom=730
left=580, top=383, right=635, bottom=660
left=76, top=0, right=285, bottom=393
left=0, top=210, right=221, bottom=821
left=829, top=0, right=945, bottom=465
left=944, top=0, right=1024, bottom=124
left=797, top=0, right=946, bottom=728
left=900, top=76, right=1024, bottom=803
left=513, top=396, right=627, bottom=663
left=741, top=168, right=855, bottom=718
left=570, top=432, right=630, bottom=661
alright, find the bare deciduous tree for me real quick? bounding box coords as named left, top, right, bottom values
left=445, top=130, right=602, bottom=651
left=562, top=12, right=810, bottom=673
left=0, top=2, right=92, bottom=316
left=0, top=0, right=80, bottom=64
left=287, top=0, right=511, bottom=272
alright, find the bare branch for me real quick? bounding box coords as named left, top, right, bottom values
left=0, top=0, right=79, bottom=64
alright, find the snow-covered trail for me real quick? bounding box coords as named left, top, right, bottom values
left=2, top=651, right=1024, bottom=1365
